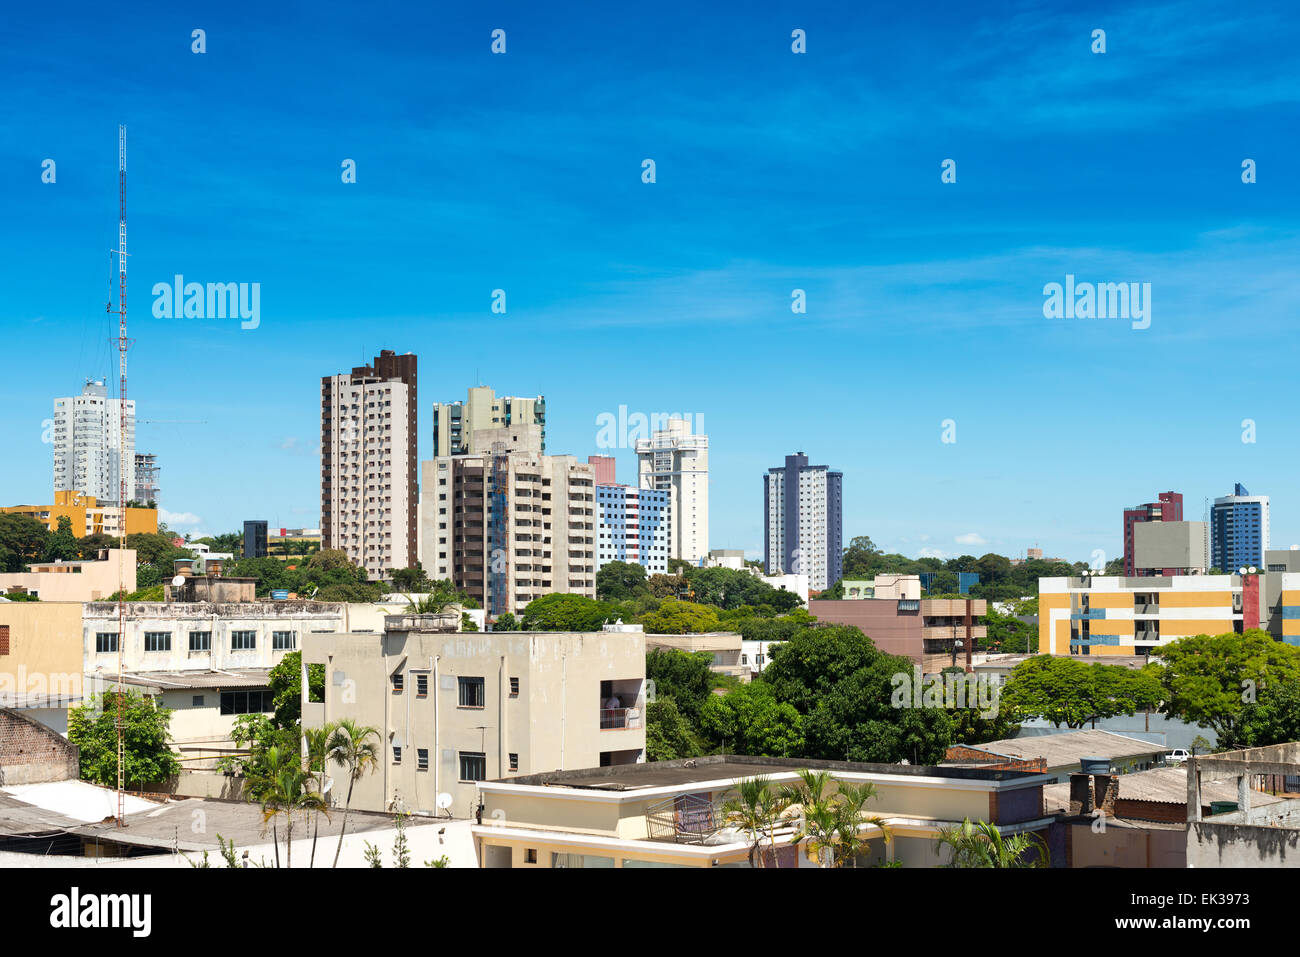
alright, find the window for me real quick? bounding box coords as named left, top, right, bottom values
left=509, top=752, right=519, bottom=771
left=393, top=746, right=402, bottom=763
left=417, top=748, right=429, bottom=770
left=231, top=631, right=256, bottom=651
left=189, top=631, right=211, bottom=652
left=392, top=672, right=404, bottom=692
left=509, top=677, right=519, bottom=696
left=416, top=674, right=428, bottom=696
left=272, top=631, right=296, bottom=650
left=95, top=632, right=118, bottom=654
left=144, top=632, right=171, bottom=652
left=0, top=625, right=7, bottom=655
left=192, top=695, right=204, bottom=707
left=458, top=676, right=485, bottom=708
left=220, top=690, right=272, bottom=715
left=459, top=751, right=487, bottom=782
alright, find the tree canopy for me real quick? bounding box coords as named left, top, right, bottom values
left=998, top=656, right=1163, bottom=728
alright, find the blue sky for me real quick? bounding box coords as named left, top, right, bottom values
left=3, top=0, right=1299, bottom=563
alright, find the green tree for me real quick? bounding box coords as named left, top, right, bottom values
left=327, top=719, right=381, bottom=868
left=218, top=713, right=299, bottom=800
left=645, top=649, right=714, bottom=722
left=257, top=745, right=328, bottom=868
left=267, top=651, right=324, bottom=728
left=721, top=776, right=794, bottom=868
left=647, top=573, right=688, bottom=599
left=493, top=612, right=519, bottom=632
left=0, top=513, right=50, bottom=571
left=644, top=697, right=708, bottom=761
left=596, top=560, right=650, bottom=602
left=1151, top=631, right=1300, bottom=741
left=935, top=818, right=1048, bottom=868
left=999, top=656, right=1163, bottom=729
left=44, top=515, right=79, bottom=562
left=389, top=564, right=433, bottom=593
left=519, top=593, right=616, bottom=631
left=68, top=691, right=181, bottom=788
left=700, top=682, right=804, bottom=756
left=639, top=598, right=721, bottom=634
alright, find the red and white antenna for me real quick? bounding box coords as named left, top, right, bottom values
left=112, top=124, right=133, bottom=827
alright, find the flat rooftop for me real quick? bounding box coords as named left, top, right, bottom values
left=950, top=730, right=1163, bottom=767
left=500, top=754, right=1047, bottom=792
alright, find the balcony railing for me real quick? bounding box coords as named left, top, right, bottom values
left=600, top=707, right=642, bottom=730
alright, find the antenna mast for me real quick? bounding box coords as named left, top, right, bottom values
left=113, top=125, right=132, bottom=827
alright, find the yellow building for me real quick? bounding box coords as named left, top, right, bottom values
left=1281, top=574, right=1300, bottom=645
left=0, top=602, right=87, bottom=733
left=1, top=490, right=158, bottom=538
left=473, top=755, right=1053, bottom=868
left=1038, top=574, right=1244, bottom=656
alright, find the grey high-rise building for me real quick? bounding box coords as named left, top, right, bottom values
left=244, top=520, right=268, bottom=559
left=763, top=453, right=842, bottom=591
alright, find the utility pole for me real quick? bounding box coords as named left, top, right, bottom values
left=111, top=125, right=133, bottom=828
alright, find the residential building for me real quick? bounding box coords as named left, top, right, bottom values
left=644, top=632, right=747, bottom=680
left=702, top=549, right=746, bottom=571
left=1211, top=483, right=1270, bottom=572
left=0, top=549, right=136, bottom=602
left=133, top=452, right=159, bottom=505
left=420, top=424, right=596, bottom=617
left=807, top=597, right=987, bottom=671
left=596, top=483, right=671, bottom=574
left=1131, top=520, right=1208, bottom=575
left=1263, top=548, right=1300, bottom=641
left=763, top=452, right=842, bottom=592
left=243, top=520, right=268, bottom=559
left=432, top=386, right=545, bottom=457
left=586, top=455, right=616, bottom=486
left=635, top=419, right=708, bottom=564
left=321, top=350, right=417, bottom=579
left=1, top=490, right=157, bottom=537
left=302, top=615, right=647, bottom=818
left=52, top=379, right=135, bottom=506
left=841, top=575, right=921, bottom=600
left=1122, top=491, right=1183, bottom=576
left=472, top=754, right=1052, bottom=868
left=0, top=601, right=87, bottom=732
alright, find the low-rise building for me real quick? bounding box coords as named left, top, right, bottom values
left=1, top=490, right=157, bottom=537
left=808, top=597, right=987, bottom=671
left=945, top=729, right=1165, bottom=783
left=0, top=549, right=136, bottom=602
left=645, top=632, right=747, bottom=680
left=302, top=616, right=647, bottom=819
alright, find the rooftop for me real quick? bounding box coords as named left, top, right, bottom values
left=1043, top=766, right=1286, bottom=813
left=949, top=730, right=1163, bottom=767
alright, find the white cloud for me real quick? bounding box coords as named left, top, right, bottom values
left=917, top=547, right=952, bottom=559
left=161, top=509, right=202, bottom=526
left=954, top=532, right=987, bottom=546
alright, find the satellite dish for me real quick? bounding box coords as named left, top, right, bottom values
left=436, top=792, right=453, bottom=810
left=171, top=575, right=186, bottom=587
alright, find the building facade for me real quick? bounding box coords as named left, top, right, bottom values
left=432, top=386, right=545, bottom=457
left=133, top=452, right=159, bottom=506
left=1131, top=521, right=1208, bottom=576
left=302, top=616, right=647, bottom=818
left=763, top=453, right=843, bottom=592
left=1122, top=491, right=1183, bottom=576
left=635, top=419, right=708, bottom=564
left=596, top=484, right=671, bottom=575
left=1, top=491, right=157, bottom=538
left=321, top=350, right=417, bottom=579
left=807, top=597, right=987, bottom=671
left=243, top=520, right=268, bottom=559
left=52, top=379, right=135, bottom=507
left=420, top=425, right=596, bottom=617
left=1211, top=483, right=1270, bottom=572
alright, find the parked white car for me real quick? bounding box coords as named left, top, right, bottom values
left=1164, top=749, right=1191, bottom=764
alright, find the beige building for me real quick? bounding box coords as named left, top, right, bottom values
left=321, top=350, right=417, bottom=580
left=0, top=549, right=136, bottom=602
left=302, top=615, right=647, bottom=819
left=432, top=385, right=546, bottom=457
left=420, top=424, right=596, bottom=618
left=0, top=602, right=86, bottom=733
left=473, top=754, right=1053, bottom=868
left=636, top=418, right=708, bottom=564
left=644, top=631, right=747, bottom=680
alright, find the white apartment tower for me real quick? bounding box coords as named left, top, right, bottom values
left=764, top=453, right=843, bottom=592
left=53, top=379, right=135, bottom=506
left=321, top=350, right=417, bottom=580
left=635, top=418, right=709, bottom=564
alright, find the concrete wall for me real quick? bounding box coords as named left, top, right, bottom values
left=0, top=602, right=85, bottom=706
left=0, top=549, right=137, bottom=602
left=0, top=708, right=79, bottom=785
left=1188, top=820, right=1300, bottom=867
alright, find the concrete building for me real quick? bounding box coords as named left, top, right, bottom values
left=0, top=549, right=136, bottom=602
left=420, top=424, right=597, bottom=618
left=636, top=419, right=708, bottom=564
left=586, top=455, right=616, bottom=486
left=321, top=350, right=418, bottom=579
left=52, top=379, right=135, bottom=507
left=302, top=616, right=647, bottom=819
left=133, top=452, right=159, bottom=506
left=0, top=601, right=86, bottom=732
left=432, top=386, right=545, bottom=457
left=841, top=575, right=922, bottom=601
left=644, top=632, right=747, bottom=680
left=1131, top=520, right=1208, bottom=576
left=0, top=491, right=157, bottom=538
left=243, top=520, right=268, bottom=559
left=808, top=597, right=986, bottom=672
left=472, top=754, right=1053, bottom=868
left=1186, top=742, right=1300, bottom=868
left=1037, top=574, right=1254, bottom=656
left=703, top=549, right=745, bottom=571
left=596, top=484, right=671, bottom=575
left=763, top=453, right=843, bottom=592
left=1212, top=483, right=1270, bottom=572
left=1122, top=491, right=1182, bottom=576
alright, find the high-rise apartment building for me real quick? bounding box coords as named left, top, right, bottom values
left=53, top=380, right=135, bottom=506
left=596, top=484, right=671, bottom=575
left=431, top=386, right=546, bottom=457
left=420, top=424, right=596, bottom=617
left=763, top=452, right=843, bottom=592
left=1122, top=491, right=1183, bottom=576
left=635, top=419, right=708, bottom=564
left=321, top=350, right=417, bottom=579
left=134, top=452, right=160, bottom=506
left=243, top=520, right=269, bottom=559
left=1212, top=483, right=1270, bottom=572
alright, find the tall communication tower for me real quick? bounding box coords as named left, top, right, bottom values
left=111, top=125, right=132, bottom=827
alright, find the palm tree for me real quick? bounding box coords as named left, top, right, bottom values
left=782, top=769, right=837, bottom=868
left=327, top=719, right=381, bottom=868
left=935, top=817, right=1048, bottom=868
left=831, top=781, right=891, bottom=868
left=258, top=746, right=329, bottom=868
left=303, top=722, right=337, bottom=867
left=722, top=776, right=793, bottom=868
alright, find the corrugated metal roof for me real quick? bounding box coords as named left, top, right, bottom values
left=93, top=669, right=271, bottom=690
left=960, top=730, right=1163, bottom=766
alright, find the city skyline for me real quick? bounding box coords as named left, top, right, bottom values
left=3, top=0, right=1299, bottom=563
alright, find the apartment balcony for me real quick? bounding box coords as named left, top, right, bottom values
left=599, top=708, right=643, bottom=731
